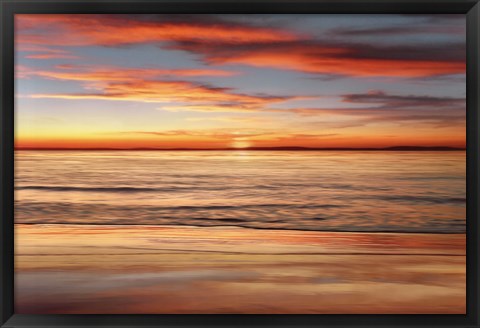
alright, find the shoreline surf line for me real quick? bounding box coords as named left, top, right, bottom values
left=14, top=222, right=467, bottom=235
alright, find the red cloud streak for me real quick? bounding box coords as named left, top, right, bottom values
left=16, top=15, right=465, bottom=78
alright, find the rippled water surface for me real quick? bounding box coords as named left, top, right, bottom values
left=15, top=151, right=466, bottom=233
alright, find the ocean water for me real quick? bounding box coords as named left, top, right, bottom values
left=14, top=150, right=466, bottom=233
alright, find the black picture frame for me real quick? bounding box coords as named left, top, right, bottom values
left=1, top=1, right=479, bottom=327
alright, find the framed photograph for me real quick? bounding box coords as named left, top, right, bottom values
left=1, top=0, right=479, bottom=327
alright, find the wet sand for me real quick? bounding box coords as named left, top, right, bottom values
left=15, top=224, right=466, bottom=314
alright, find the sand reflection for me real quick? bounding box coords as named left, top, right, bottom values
left=15, top=224, right=465, bottom=314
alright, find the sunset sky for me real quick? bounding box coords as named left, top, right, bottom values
left=15, top=14, right=466, bottom=149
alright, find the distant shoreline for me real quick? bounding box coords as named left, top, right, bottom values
left=14, top=146, right=466, bottom=151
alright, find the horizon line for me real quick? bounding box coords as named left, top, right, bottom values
left=14, top=145, right=466, bottom=151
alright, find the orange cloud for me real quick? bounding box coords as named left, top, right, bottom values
left=217, top=53, right=464, bottom=78
left=20, top=65, right=299, bottom=111
left=16, top=15, right=465, bottom=78
left=29, top=79, right=296, bottom=111
left=186, top=116, right=268, bottom=124
left=24, top=53, right=80, bottom=60
left=15, top=65, right=30, bottom=79
left=17, top=43, right=80, bottom=60
left=162, top=104, right=271, bottom=113
left=16, top=14, right=299, bottom=47
left=120, top=129, right=272, bottom=140
left=21, top=66, right=239, bottom=82
left=269, top=90, right=466, bottom=131
left=173, top=41, right=465, bottom=78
